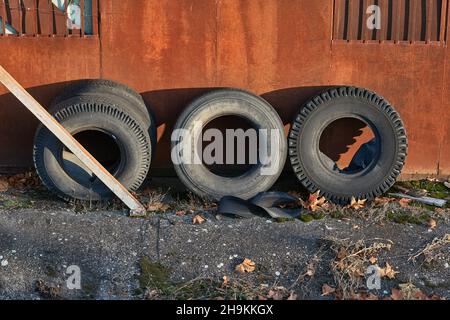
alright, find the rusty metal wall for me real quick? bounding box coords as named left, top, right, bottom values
left=0, top=0, right=449, bottom=179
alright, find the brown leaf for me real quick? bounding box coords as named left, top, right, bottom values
left=147, top=202, right=170, bottom=212
left=379, top=262, right=399, bottom=279
left=374, top=197, right=394, bottom=206
left=300, top=191, right=329, bottom=212
left=235, top=258, right=256, bottom=274
left=267, top=289, right=283, bottom=301
left=321, top=284, right=336, bottom=296
left=192, top=215, right=206, bottom=225
left=7, top=172, right=40, bottom=189
left=399, top=198, right=412, bottom=208
left=222, top=276, right=229, bottom=287
left=346, top=197, right=367, bottom=210
left=305, top=263, right=315, bottom=277
left=175, top=210, right=186, bottom=216
left=0, top=178, right=9, bottom=192
left=390, top=288, right=404, bottom=300
left=428, top=219, right=437, bottom=230
left=337, top=247, right=348, bottom=260
left=352, top=293, right=379, bottom=300
left=369, top=256, right=378, bottom=264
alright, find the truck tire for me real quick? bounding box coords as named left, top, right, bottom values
left=52, top=79, right=157, bottom=146
left=172, top=89, right=287, bottom=200
left=289, top=87, right=408, bottom=204
left=34, top=95, right=151, bottom=201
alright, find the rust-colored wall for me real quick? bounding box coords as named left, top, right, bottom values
left=0, top=0, right=449, bottom=179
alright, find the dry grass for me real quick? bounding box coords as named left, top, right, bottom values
left=327, top=238, right=393, bottom=299
left=409, top=234, right=450, bottom=265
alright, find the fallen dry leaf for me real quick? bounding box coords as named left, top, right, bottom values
left=399, top=198, right=412, bottom=208
left=300, top=191, right=330, bottom=212
left=374, top=197, right=394, bottom=206
left=147, top=202, right=170, bottom=212
left=369, top=256, right=378, bottom=264
left=321, top=284, right=336, bottom=296
left=428, top=219, right=437, bottom=230
left=346, top=197, right=367, bottom=210
left=392, top=283, right=441, bottom=300
left=390, top=288, right=404, bottom=300
left=192, top=215, right=206, bottom=225
left=379, top=262, right=399, bottom=279
left=434, top=208, right=445, bottom=215
left=7, top=172, right=40, bottom=190
left=235, top=258, right=256, bottom=274
left=351, top=292, right=379, bottom=300
left=337, top=247, right=348, bottom=260
left=0, top=178, right=9, bottom=192
left=267, top=289, right=283, bottom=300
left=222, top=276, right=229, bottom=287
left=305, top=263, right=316, bottom=277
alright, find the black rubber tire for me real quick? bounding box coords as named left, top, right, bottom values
left=172, top=89, right=287, bottom=200
left=34, top=95, right=151, bottom=201
left=52, top=79, right=157, bottom=144
left=289, top=86, right=408, bottom=204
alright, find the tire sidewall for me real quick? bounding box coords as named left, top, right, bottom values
left=173, top=90, right=287, bottom=200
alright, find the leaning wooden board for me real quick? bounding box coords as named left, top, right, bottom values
left=0, top=65, right=146, bottom=216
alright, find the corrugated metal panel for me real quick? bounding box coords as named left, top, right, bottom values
left=333, top=0, right=448, bottom=42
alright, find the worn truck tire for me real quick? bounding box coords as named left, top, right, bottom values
left=289, top=87, right=408, bottom=204
left=52, top=79, right=157, bottom=146
left=34, top=95, right=151, bottom=201
left=172, top=89, right=287, bottom=200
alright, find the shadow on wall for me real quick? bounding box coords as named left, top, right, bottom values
left=0, top=83, right=369, bottom=173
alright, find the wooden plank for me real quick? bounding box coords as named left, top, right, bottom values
left=362, top=0, right=372, bottom=41
left=92, top=0, right=98, bottom=35
left=333, top=0, right=345, bottom=40
left=0, top=65, right=146, bottom=216
left=426, top=0, right=434, bottom=42
left=80, top=0, right=84, bottom=36
left=409, top=0, right=418, bottom=41
left=18, top=0, right=22, bottom=35
left=347, top=0, right=360, bottom=40
left=1, top=0, right=6, bottom=35
left=440, top=0, right=449, bottom=41
left=379, top=0, right=390, bottom=41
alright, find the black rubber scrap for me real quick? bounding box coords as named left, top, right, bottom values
left=218, top=192, right=302, bottom=219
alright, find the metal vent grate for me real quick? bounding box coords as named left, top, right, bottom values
left=333, top=0, right=448, bottom=43
left=0, top=0, right=98, bottom=37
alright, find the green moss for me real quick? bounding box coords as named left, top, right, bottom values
left=0, top=199, right=33, bottom=209
left=387, top=211, right=430, bottom=225
left=275, top=217, right=296, bottom=223
left=429, top=192, right=448, bottom=200
left=44, top=266, right=57, bottom=278
left=300, top=214, right=314, bottom=223
left=397, top=181, right=449, bottom=194
left=329, top=210, right=349, bottom=220
left=137, top=257, right=256, bottom=300
left=138, top=257, right=172, bottom=294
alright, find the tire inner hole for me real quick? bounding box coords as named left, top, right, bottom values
left=319, top=117, right=379, bottom=175
left=62, top=130, right=122, bottom=186
left=201, top=116, right=260, bottom=178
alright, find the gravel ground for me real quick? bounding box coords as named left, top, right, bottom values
left=0, top=203, right=449, bottom=300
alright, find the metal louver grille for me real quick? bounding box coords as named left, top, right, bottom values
left=333, top=0, right=448, bottom=43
